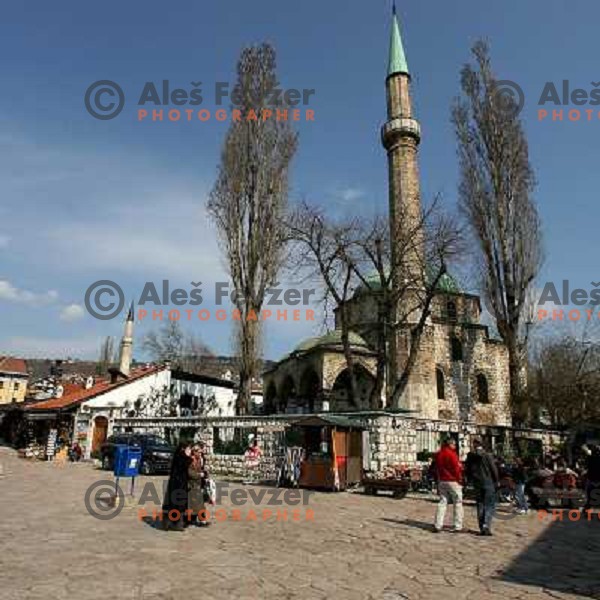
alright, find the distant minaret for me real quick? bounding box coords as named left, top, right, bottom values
left=382, top=4, right=423, bottom=287
left=118, top=301, right=134, bottom=377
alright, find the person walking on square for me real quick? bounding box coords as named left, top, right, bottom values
left=188, top=442, right=211, bottom=527
left=162, top=442, right=192, bottom=531
left=513, top=457, right=529, bottom=514
left=465, top=438, right=499, bottom=536
left=583, top=443, right=600, bottom=511
left=244, top=435, right=262, bottom=484
left=433, top=437, right=464, bottom=533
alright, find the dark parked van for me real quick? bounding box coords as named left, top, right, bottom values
left=100, top=433, right=174, bottom=475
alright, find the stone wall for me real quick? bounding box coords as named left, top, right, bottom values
left=430, top=322, right=511, bottom=426
left=430, top=292, right=481, bottom=324
left=262, top=350, right=378, bottom=415
left=385, top=312, right=512, bottom=425
left=208, top=453, right=279, bottom=482
left=318, top=286, right=512, bottom=427
left=262, top=353, right=324, bottom=414
left=363, top=415, right=418, bottom=472
left=112, top=413, right=566, bottom=480
left=114, top=415, right=288, bottom=481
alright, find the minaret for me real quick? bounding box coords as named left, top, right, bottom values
left=382, top=5, right=426, bottom=407
left=118, top=301, right=134, bottom=377
left=382, top=4, right=423, bottom=287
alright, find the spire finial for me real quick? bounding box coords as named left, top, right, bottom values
left=127, top=300, right=134, bottom=321
left=388, top=4, right=409, bottom=77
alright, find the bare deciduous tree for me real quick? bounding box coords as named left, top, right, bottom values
left=453, top=40, right=543, bottom=410
left=287, top=197, right=463, bottom=409
left=142, top=321, right=212, bottom=372
left=97, top=336, right=115, bottom=376
left=208, top=43, right=298, bottom=414
left=526, top=335, right=600, bottom=429
left=286, top=202, right=362, bottom=404
left=351, top=199, right=462, bottom=408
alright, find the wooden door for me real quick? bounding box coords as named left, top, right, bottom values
left=346, top=430, right=363, bottom=485
left=91, top=416, right=108, bottom=453
left=333, top=430, right=348, bottom=490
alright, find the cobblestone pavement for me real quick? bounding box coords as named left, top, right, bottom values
left=1, top=446, right=600, bottom=600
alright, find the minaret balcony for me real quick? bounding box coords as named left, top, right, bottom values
left=381, top=117, right=421, bottom=149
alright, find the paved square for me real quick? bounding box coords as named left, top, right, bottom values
left=1, top=446, right=599, bottom=600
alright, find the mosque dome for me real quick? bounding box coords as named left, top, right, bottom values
left=352, top=267, right=461, bottom=297
left=292, top=330, right=370, bottom=354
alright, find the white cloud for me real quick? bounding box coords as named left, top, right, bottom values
left=337, top=187, right=365, bottom=203
left=60, top=303, right=85, bottom=322
left=1, top=335, right=99, bottom=359
left=0, top=132, right=225, bottom=283
left=46, top=196, right=224, bottom=281
left=0, top=234, right=9, bottom=249
left=0, top=279, right=59, bottom=307
left=0, top=131, right=310, bottom=360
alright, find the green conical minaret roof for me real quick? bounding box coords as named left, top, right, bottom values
left=388, top=5, right=409, bottom=77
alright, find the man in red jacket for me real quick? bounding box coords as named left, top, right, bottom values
left=433, top=437, right=463, bottom=532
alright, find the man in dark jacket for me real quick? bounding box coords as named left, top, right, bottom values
left=584, top=443, right=600, bottom=510
left=465, top=438, right=499, bottom=536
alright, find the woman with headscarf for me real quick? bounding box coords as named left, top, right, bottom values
left=162, top=441, right=192, bottom=531
left=188, top=442, right=210, bottom=527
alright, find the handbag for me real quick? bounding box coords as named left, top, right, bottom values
left=205, top=478, right=216, bottom=505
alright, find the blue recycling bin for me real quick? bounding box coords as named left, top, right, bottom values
left=113, top=444, right=142, bottom=477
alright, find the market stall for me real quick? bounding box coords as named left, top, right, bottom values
left=20, top=409, right=76, bottom=461
left=288, top=415, right=365, bottom=491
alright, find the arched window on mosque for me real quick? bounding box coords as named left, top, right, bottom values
left=447, top=301, right=457, bottom=322
left=436, top=368, right=445, bottom=400
left=450, top=336, right=463, bottom=361
left=476, top=374, right=489, bottom=404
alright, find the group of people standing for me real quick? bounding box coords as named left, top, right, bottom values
left=433, top=436, right=600, bottom=535
left=433, top=436, right=512, bottom=536
left=162, top=441, right=211, bottom=532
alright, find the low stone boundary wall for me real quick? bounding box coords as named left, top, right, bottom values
left=208, top=453, right=279, bottom=481
left=113, top=414, right=567, bottom=478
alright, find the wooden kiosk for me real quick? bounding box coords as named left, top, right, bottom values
left=289, top=415, right=365, bottom=491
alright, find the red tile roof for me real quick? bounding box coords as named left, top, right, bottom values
left=0, top=356, right=28, bottom=376
left=26, top=365, right=166, bottom=411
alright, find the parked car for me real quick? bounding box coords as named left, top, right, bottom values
left=100, top=433, right=174, bottom=475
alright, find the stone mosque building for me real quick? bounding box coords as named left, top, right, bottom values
left=263, top=8, right=512, bottom=428
left=91, top=10, right=562, bottom=478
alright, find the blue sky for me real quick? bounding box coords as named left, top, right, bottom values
left=0, top=0, right=598, bottom=361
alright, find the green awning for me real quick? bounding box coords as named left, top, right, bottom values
left=291, top=415, right=366, bottom=429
